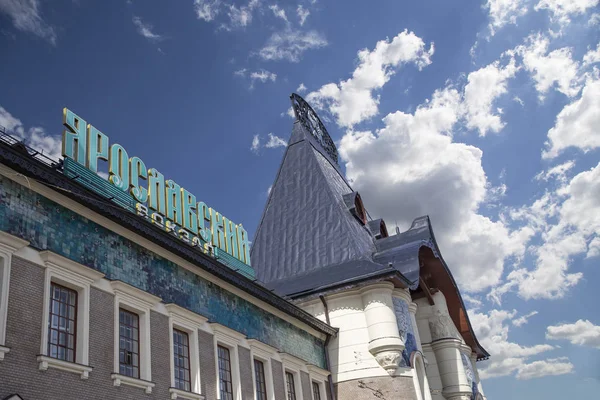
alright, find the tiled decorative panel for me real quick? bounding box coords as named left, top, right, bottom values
left=0, top=176, right=327, bottom=368
left=461, top=352, right=477, bottom=399
left=392, top=297, right=418, bottom=368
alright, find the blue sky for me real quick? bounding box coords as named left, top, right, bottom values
left=1, top=0, right=599, bottom=398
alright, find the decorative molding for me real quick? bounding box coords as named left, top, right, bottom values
left=0, top=231, right=29, bottom=253
left=111, top=373, right=155, bottom=394
left=165, top=303, right=209, bottom=329
left=392, top=288, right=412, bottom=304
left=211, top=323, right=248, bottom=348
left=429, top=310, right=462, bottom=342
left=374, top=351, right=402, bottom=374
left=0, top=345, right=9, bottom=360
left=39, top=251, right=105, bottom=283
left=37, top=355, right=92, bottom=379
left=430, top=338, right=462, bottom=351
left=248, top=339, right=280, bottom=361
left=280, top=352, right=309, bottom=373
left=0, top=145, right=336, bottom=337
left=307, top=364, right=330, bottom=381
left=110, top=280, right=162, bottom=308
left=169, top=387, right=205, bottom=400
left=408, top=302, right=418, bottom=315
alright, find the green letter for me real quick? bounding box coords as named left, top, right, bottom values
left=211, top=209, right=225, bottom=251
left=197, top=202, right=212, bottom=243
left=223, top=217, right=239, bottom=259
left=109, top=144, right=129, bottom=191
left=166, top=180, right=182, bottom=225
left=86, top=125, right=108, bottom=173
left=129, top=156, right=148, bottom=203
left=237, top=224, right=251, bottom=265
left=62, top=108, right=87, bottom=165
left=148, top=168, right=165, bottom=214
left=181, top=188, right=197, bottom=233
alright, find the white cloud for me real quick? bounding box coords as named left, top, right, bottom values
left=234, top=68, right=247, bottom=77
left=493, top=161, right=600, bottom=302
left=469, top=308, right=561, bottom=379
left=250, top=69, right=277, bottom=83
left=535, top=160, right=576, bottom=183
left=251, top=134, right=260, bottom=153
left=225, top=0, right=260, bottom=29
left=463, top=55, right=518, bottom=135
left=513, top=311, right=539, bottom=327
left=583, top=42, right=600, bottom=66
left=535, top=0, right=600, bottom=26
left=546, top=319, right=600, bottom=348
left=0, top=105, right=61, bottom=161
left=485, top=0, right=528, bottom=35
left=269, top=4, right=288, bottom=22
left=513, top=95, right=525, bottom=106
left=258, top=28, right=327, bottom=62
left=132, top=16, right=164, bottom=41
left=515, top=358, right=574, bottom=380
left=339, top=86, right=532, bottom=292
left=0, top=0, right=56, bottom=44
left=296, top=83, right=307, bottom=93
left=265, top=133, right=287, bottom=148
left=517, top=33, right=581, bottom=99
left=543, top=74, right=600, bottom=158
left=194, top=0, right=222, bottom=21
left=297, top=5, right=310, bottom=26
left=587, top=237, right=600, bottom=258
left=306, top=30, right=434, bottom=127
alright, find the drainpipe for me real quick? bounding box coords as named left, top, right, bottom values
left=320, top=295, right=337, bottom=400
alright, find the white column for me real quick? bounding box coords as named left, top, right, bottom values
left=361, top=283, right=404, bottom=373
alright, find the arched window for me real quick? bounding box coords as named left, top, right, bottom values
left=411, top=352, right=432, bottom=400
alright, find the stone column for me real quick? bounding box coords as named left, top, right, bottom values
left=470, top=352, right=486, bottom=400
left=408, top=301, right=422, bottom=353
left=361, top=282, right=405, bottom=374
left=428, top=293, right=472, bottom=400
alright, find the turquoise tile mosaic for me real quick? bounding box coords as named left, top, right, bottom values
left=393, top=297, right=418, bottom=368
left=0, top=176, right=327, bottom=368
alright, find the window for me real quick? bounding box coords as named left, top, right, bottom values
left=254, top=359, right=268, bottom=400
left=0, top=231, right=28, bottom=360
left=312, top=382, right=322, bottom=400
left=173, top=329, right=191, bottom=391
left=37, top=251, right=101, bottom=379
left=285, top=372, right=297, bottom=400
left=47, top=283, right=78, bottom=363
left=218, top=345, right=234, bottom=400
left=119, top=308, right=140, bottom=378
left=166, top=304, right=205, bottom=400
left=111, top=281, right=160, bottom=394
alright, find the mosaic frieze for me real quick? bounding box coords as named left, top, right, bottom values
left=461, top=352, right=477, bottom=399
left=392, top=297, right=418, bottom=367
left=0, top=176, right=326, bottom=368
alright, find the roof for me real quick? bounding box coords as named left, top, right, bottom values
left=0, top=130, right=336, bottom=337
left=251, top=93, right=490, bottom=360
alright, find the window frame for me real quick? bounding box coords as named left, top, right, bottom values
left=284, top=371, right=298, bottom=400
left=212, top=324, right=245, bottom=400
left=280, top=354, right=305, bottom=400
left=248, top=339, right=277, bottom=400
left=110, top=280, right=160, bottom=394
left=173, top=328, right=192, bottom=391
left=307, top=365, right=330, bottom=400
left=118, top=307, right=141, bottom=379
left=47, top=282, right=78, bottom=363
left=254, top=358, right=268, bottom=400
left=38, top=251, right=102, bottom=379
left=166, top=303, right=207, bottom=400
left=0, top=231, right=29, bottom=360
left=311, top=381, right=322, bottom=400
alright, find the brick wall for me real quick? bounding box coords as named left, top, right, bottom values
left=300, top=371, right=311, bottom=400
left=336, top=376, right=418, bottom=400
left=198, top=329, right=217, bottom=400
left=271, top=359, right=286, bottom=400
left=238, top=346, right=254, bottom=400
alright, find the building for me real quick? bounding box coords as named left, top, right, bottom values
left=251, top=94, right=489, bottom=400
left=0, top=94, right=489, bottom=400
left=0, top=111, right=335, bottom=399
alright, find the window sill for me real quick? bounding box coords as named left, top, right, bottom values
left=37, top=355, right=92, bottom=379
left=169, top=387, right=205, bottom=400
left=111, top=373, right=155, bottom=394
left=0, top=345, right=10, bottom=360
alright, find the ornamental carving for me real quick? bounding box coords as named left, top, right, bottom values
left=374, top=351, right=402, bottom=373
left=429, top=310, right=462, bottom=341
left=290, top=93, right=339, bottom=165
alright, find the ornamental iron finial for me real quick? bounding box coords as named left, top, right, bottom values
left=290, top=93, right=339, bottom=165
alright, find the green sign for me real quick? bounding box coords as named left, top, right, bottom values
left=61, top=108, right=251, bottom=266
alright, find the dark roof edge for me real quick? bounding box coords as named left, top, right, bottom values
left=0, top=141, right=337, bottom=337
left=287, top=269, right=412, bottom=301
left=424, top=216, right=491, bottom=360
